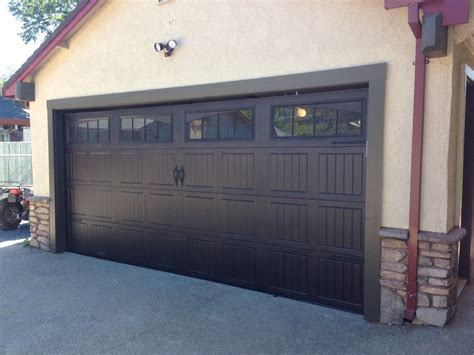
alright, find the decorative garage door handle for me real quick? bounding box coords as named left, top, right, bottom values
left=173, top=165, right=179, bottom=186
left=179, top=165, right=185, bottom=186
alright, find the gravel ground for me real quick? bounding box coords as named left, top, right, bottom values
left=0, top=221, right=30, bottom=244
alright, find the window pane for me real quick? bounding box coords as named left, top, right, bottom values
left=218, top=112, right=235, bottom=139
left=145, top=119, right=158, bottom=141
left=133, top=118, right=145, bottom=140
left=273, top=107, right=293, bottom=137
left=315, top=107, right=337, bottom=121
left=187, top=110, right=253, bottom=140
left=67, top=121, right=77, bottom=142
left=157, top=116, right=172, bottom=141
left=314, top=119, right=336, bottom=136
left=78, top=121, right=88, bottom=142
left=88, top=120, right=98, bottom=143
left=294, top=118, right=314, bottom=137
left=121, top=118, right=133, bottom=140
left=98, top=119, right=109, bottom=142
left=337, top=119, right=361, bottom=136
left=189, top=119, right=203, bottom=139
left=203, top=114, right=218, bottom=139
left=235, top=110, right=253, bottom=138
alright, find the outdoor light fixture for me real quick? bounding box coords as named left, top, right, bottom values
left=154, top=39, right=178, bottom=57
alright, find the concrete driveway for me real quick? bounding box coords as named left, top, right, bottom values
left=1, top=226, right=474, bottom=354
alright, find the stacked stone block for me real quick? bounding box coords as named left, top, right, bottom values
left=27, top=196, right=51, bottom=252
left=380, top=228, right=464, bottom=327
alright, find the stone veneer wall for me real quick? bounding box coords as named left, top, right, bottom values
left=380, top=228, right=465, bottom=327
left=27, top=196, right=51, bottom=252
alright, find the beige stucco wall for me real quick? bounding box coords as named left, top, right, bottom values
left=28, top=0, right=471, bottom=233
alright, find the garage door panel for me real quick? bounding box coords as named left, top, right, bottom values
left=268, top=250, right=311, bottom=298
left=117, top=190, right=144, bottom=224
left=182, top=194, right=216, bottom=233
left=67, top=185, right=113, bottom=221
left=146, top=231, right=184, bottom=271
left=220, top=243, right=257, bottom=286
left=145, top=152, right=176, bottom=187
left=221, top=198, right=256, bottom=237
left=66, top=152, right=89, bottom=183
left=68, top=219, right=89, bottom=252
left=118, top=152, right=144, bottom=185
left=116, top=227, right=146, bottom=263
left=145, top=192, right=176, bottom=229
left=316, top=257, right=363, bottom=312
left=220, top=152, right=255, bottom=192
left=186, top=238, right=219, bottom=277
left=184, top=152, right=215, bottom=189
left=89, top=152, right=112, bottom=184
left=268, top=201, right=309, bottom=245
left=269, top=152, right=308, bottom=193
left=316, top=202, right=364, bottom=257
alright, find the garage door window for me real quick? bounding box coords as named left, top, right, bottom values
left=120, top=115, right=172, bottom=142
left=67, top=118, right=109, bottom=143
left=272, top=101, right=362, bottom=138
left=187, top=109, right=253, bottom=140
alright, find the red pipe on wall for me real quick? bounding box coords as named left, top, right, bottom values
left=405, top=4, right=426, bottom=321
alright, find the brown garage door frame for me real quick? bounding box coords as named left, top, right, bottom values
left=46, top=63, right=386, bottom=322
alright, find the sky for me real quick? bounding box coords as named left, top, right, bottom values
left=0, top=1, right=39, bottom=79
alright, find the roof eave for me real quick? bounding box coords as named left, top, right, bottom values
left=2, top=0, right=102, bottom=98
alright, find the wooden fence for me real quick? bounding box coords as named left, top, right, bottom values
left=0, top=142, right=32, bottom=186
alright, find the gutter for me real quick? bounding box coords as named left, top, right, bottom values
left=405, top=3, right=426, bottom=321
left=384, top=0, right=470, bottom=322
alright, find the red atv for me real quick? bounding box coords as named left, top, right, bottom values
left=0, top=183, right=31, bottom=230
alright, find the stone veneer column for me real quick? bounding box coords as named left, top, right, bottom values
left=27, top=196, right=51, bottom=252
left=379, top=228, right=465, bottom=327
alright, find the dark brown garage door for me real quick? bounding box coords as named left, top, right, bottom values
left=65, top=89, right=367, bottom=312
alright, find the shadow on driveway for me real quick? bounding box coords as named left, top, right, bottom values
left=1, top=240, right=474, bottom=354
left=0, top=221, right=29, bottom=247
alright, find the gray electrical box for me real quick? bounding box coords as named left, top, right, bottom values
left=15, top=82, right=35, bottom=102
left=422, top=13, right=448, bottom=58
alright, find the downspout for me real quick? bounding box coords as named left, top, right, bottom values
left=405, top=3, right=427, bottom=322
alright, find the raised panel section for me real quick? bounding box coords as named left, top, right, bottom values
left=145, top=193, right=175, bottom=227
left=119, top=152, right=143, bottom=185
left=318, top=153, right=363, bottom=196
left=221, top=244, right=256, bottom=285
left=316, top=205, right=363, bottom=251
left=223, top=198, right=255, bottom=236
left=66, top=153, right=89, bottom=182
left=69, top=220, right=88, bottom=252
left=317, top=258, right=363, bottom=308
left=118, top=191, right=144, bottom=224
left=269, top=251, right=309, bottom=295
left=89, top=153, right=112, bottom=183
left=89, top=189, right=112, bottom=220
left=90, top=224, right=114, bottom=256
left=187, top=239, right=217, bottom=276
left=67, top=186, right=88, bottom=217
left=185, top=153, right=215, bottom=188
left=117, top=228, right=146, bottom=262
left=183, top=195, right=215, bottom=231
left=269, top=153, right=308, bottom=192
left=146, top=232, right=181, bottom=269
left=221, top=153, right=254, bottom=190
left=148, top=153, right=175, bottom=186
left=268, top=202, right=308, bottom=244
